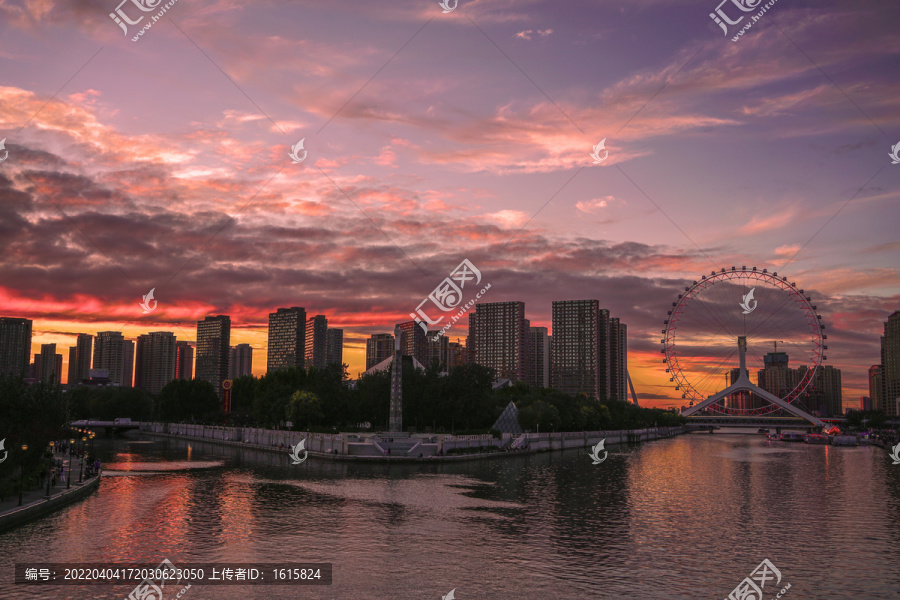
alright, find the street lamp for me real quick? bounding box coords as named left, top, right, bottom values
left=78, top=437, right=87, bottom=483
left=46, top=441, right=55, bottom=497
left=18, top=444, right=28, bottom=506
left=67, top=438, right=74, bottom=489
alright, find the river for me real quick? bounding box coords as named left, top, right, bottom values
left=2, top=430, right=899, bottom=599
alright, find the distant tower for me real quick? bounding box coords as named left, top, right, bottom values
left=389, top=325, right=403, bottom=432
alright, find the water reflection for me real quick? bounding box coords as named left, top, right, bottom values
left=0, top=432, right=898, bottom=600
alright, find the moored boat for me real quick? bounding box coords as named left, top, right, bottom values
left=780, top=432, right=804, bottom=442
left=804, top=434, right=829, bottom=444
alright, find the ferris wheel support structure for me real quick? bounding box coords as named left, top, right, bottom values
left=680, top=336, right=825, bottom=427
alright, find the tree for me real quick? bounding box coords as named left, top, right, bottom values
left=286, top=390, right=324, bottom=430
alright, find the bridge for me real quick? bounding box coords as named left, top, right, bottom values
left=686, top=415, right=817, bottom=430
left=681, top=337, right=827, bottom=429
left=70, top=419, right=142, bottom=433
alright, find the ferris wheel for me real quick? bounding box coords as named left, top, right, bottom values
left=662, top=266, right=826, bottom=417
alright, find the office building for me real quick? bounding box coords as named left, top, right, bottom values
left=175, top=341, right=194, bottom=380
left=365, top=333, right=394, bottom=370
left=0, top=317, right=33, bottom=378
left=267, top=307, right=307, bottom=372
left=135, top=332, right=177, bottom=394
left=551, top=300, right=608, bottom=399
left=94, top=331, right=134, bottom=387
left=880, top=311, right=900, bottom=417
left=470, top=301, right=528, bottom=382
left=860, top=396, right=872, bottom=411
left=229, top=343, right=253, bottom=379
left=527, top=326, right=550, bottom=389
left=196, top=315, right=231, bottom=399
left=806, top=365, right=842, bottom=417
left=305, top=315, right=328, bottom=369
left=326, top=329, right=343, bottom=366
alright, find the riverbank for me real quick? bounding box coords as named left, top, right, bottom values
left=139, top=422, right=686, bottom=462
left=0, top=472, right=100, bottom=533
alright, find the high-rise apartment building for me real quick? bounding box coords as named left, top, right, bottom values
left=305, top=315, right=328, bottom=369
left=880, top=311, right=900, bottom=417
left=448, top=340, right=466, bottom=369
left=196, top=316, right=231, bottom=399
left=807, top=365, right=843, bottom=417
left=66, top=333, right=93, bottom=385
left=551, top=300, right=608, bottom=398
left=396, top=321, right=428, bottom=366
left=425, top=331, right=450, bottom=371
left=267, top=307, right=307, bottom=372
left=365, top=333, right=394, bottom=369
left=35, top=343, right=63, bottom=384
left=0, top=317, right=33, bottom=378
left=135, top=332, right=177, bottom=394
left=470, top=301, right=528, bottom=382
left=229, top=343, right=253, bottom=378
left=609, top=318, right=628, bottom=402
left=175, top=341, right=194, bottom=380
left=93, top=331, right=134, bottom=387
left=326, top=329, right=343, bottom=366
left=527, top=326, right=550, bottom=389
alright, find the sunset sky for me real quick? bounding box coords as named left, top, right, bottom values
left=0, top=0, right=898, bottom=408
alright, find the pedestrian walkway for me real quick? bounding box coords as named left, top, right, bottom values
left=0, top=453, right=101, bottom=526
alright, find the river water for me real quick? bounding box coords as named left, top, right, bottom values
left=2, top=431, right=899, bottom=600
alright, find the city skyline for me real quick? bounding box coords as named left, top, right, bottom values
left=0, top=1, right=897, bottom=408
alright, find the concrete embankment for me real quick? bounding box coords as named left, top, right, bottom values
left=140, top=423, right=685, bottom=462
left=0, top=474, right=101, bottom=533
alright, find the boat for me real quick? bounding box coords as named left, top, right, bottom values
left=831, top=435, right=859, bottom=447
left=803, top=434, right=829, bottom=445
left=757, top=428, right=769, bottom=434
left=779, top=432, right=804, bottom=442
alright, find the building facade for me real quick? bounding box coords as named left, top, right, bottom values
left=470, top=301, right=528, bottom=382
left=365, top=333, right=394, bottom=370
left=396, top=321, right=428, bottom=366
left=67, top=333, right=93, bottom=385
left=93, top=331, right=134, bottom=387
left=305, top=315, right=328, bottom=369
left=527, top=326, right=550, bottom=389
left=196, top=316, right=231, bottom=399
left=135, top=332, right=177, bottom=394
left=229, top=343, right=253, bottom=379
left=36, top=343, right=63, bottom=384
left=609, top=318, right=627, bottom=402
left=267, top=307, right=306, bottom=373
left=550, top=300, right=608, bottom=399
left=880, top=311, right=900, bottom=417
left=175, top=341, right=194, bottom=380
left=0, top=317, right=33, bottom=378
left=326, top=329, right=343, bottom=366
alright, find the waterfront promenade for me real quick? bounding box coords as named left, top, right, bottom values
left=140, top=422, right=686, bottom=462
left=0, top=470, right=100, bottom=532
